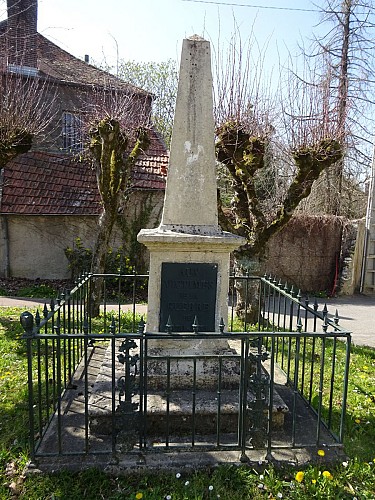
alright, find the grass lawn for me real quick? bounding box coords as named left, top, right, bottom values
left=0, top=306, right=374, bottom=499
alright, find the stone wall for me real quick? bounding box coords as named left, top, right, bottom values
left=0, top=190, right=164, bottom=279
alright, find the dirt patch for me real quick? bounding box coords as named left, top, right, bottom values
left=0, top=277, right=73, bottom=297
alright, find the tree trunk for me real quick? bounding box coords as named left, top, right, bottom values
left=233, top=252, right=263, bottom=325
left=334, top=1, right=350, bottom=214
left=89, top=207, right=117, bottom=316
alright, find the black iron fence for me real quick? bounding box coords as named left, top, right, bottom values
left=21, top=273, right=351, bottom=466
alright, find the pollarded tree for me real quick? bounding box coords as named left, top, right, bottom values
left=215, top=34, right=342, bottom=255
left=214, top=34, right=344, bottom=320
left=0, top=69, right=56, bottom=279
left=83, top=86, right=151, bottom=314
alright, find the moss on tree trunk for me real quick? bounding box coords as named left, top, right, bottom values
left=216, top=121, right=343, bottom=261
left=216, top=120, right=343, bottom=323
left=89, top=118, right=149, bottom=315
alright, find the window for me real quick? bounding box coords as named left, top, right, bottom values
left=62, top=111, right=83, bottom=151
left=7, top=64, right=39, bottom=77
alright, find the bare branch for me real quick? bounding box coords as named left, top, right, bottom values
left=0, top=70, right=57, bottom=166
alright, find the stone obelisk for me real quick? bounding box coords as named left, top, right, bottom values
left=160, top=37, right=220, bottom=234
left=138, top=35, right=245, bottom=337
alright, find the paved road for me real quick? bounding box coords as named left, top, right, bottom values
left=316, top=294, right=375, bottom=348
left=1, top=294, right=374, bottom=348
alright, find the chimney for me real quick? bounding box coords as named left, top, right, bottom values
left=7, top=0, right=38, bottom=70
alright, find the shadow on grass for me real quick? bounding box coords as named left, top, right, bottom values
left=351, top=343, right=375, bottom=359
left=0, top=388, right=30, bottom=451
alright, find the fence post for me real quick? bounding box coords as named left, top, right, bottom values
left=340, top=334, right=351, bottom=443
left=20, top=312, right=36, bottom=466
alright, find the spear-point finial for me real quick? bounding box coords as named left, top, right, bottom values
left=110, top=316, right=116, bottom=335
left=322, top=303, right=328, bottom=319
left=138, top=317, right=146, bottom=334
left=35, top=309, right=40, bottom=326
left=334, top=309, right=340, bottom=325
left=192, top=315, right=199, bottom=333
left=166, top=315, right=173, bottom=334
left=297, top=317, right=303, bottom=333
left=219, top=317, right=225, bottom=333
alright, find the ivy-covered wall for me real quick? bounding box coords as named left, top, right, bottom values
left=264, top=215, right=361, bottom=295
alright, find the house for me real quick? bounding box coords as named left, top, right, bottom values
left=0, top=0, right=168, bottom=279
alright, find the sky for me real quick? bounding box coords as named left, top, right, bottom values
left=26, top=0, right=324, bottom=72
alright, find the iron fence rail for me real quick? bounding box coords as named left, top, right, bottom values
left=21, top=273, right=351, bottom=465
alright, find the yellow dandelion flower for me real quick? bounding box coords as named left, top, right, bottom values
left=355, top=419, right=361, bottom=424
left=135, top=493, right=143, bottom=500
left=317, top=449, right=325, bottom=457
left=312, top=479, right=317, bottom=484
left=295, top=471, right=304, bottom=483
left=322, top=471, right=333, bottom=480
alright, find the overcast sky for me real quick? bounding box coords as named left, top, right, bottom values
left=29, top=0, right=323, bottom=71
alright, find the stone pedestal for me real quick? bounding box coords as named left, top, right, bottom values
left=137, top=230, right=243, bottom=333
left=137, top=36, right=245, bottom=389
left=138, top=229, right=244, bottom=389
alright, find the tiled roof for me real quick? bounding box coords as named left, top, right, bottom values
left=35, top=34, right=147, bottom=93
left=0, top=18, right=169, bottom=215
left=0, top=22, right=147, bottom=95
left=1, top=151, right=100, bottom=215
left=1, top=145, right=167, bottom=215
left=133, top=156, right=168, bottom=190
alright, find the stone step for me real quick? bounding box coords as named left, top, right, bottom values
left=88, top=341, right=289, bottom=436
left=90, top=387, right=288, bottom=436
left=143, top=387, right=288, bottom=435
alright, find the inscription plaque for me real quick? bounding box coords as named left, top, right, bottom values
left=159, top=262, right=218, bottom=332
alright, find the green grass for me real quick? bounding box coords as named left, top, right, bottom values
left=0, top=280, right=70, bottom=299
left=272, top=336, right=375, bottom=461
left=0, top=308, right=30, bottom=452
left=0, top=306, right=374, bottom=499
left=14, top=284, right=58, bottom=299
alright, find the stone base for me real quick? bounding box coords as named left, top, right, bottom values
left=137, top=227, right=245, bottom=333
left=145, top=338, right=240, bottom=390
left=144, top=388, right=288, bottom=435
left=34, top=342, right=345, bottom=471
left=88, top=340, right=289, bottom=436
left=90, top=388, right=288, bottom=437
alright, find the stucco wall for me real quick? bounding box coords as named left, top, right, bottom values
left=0, top=190, right=164, bottom=279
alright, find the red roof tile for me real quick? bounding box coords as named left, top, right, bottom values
left=1, top=147, right=167, bottom=215
left=0, top=21, right=147, bottom=96
left=0, top=19, right=169, bottom=215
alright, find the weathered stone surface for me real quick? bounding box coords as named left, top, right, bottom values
left=160, top=36, right=218, bottom=233
left=33, top=343, right=345, bottom=473
left=88, top=340, right=288, bottom=436
left=138, top=36, right=244, bottom=335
